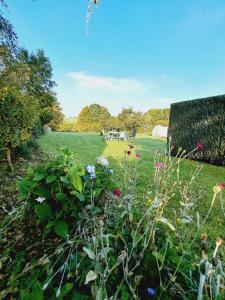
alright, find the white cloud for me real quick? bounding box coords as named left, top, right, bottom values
left=60, top=71, right=172, bottom=116
left=59, top=71, right=217, bottom=117
left=68, top=72, right=147, bottom=92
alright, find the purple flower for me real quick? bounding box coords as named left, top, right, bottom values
left=147, top=287, right=156, bottom=297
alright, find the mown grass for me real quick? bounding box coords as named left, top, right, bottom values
left=37, top=132, right=225, bottom=239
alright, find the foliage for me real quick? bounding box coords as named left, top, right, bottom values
left=74, top=104, right=170, bottom=134
left=58, top=117, right=77, bottom=132
left=76, top=104, right=111, bottom=132
left=17, top=149, right=115, bottom=238
left=168, top=96, right=225, bottom=165
left=0, top=1, right=17, bottom=50
left=18, top=48, right=57, bottom=126
left=143, top=108, right=170, bottom=132
left=0, top=87, right=39, bottom=167
left=118, top=108, right=143, bottom=133
left=1, top=144, right=224, bottom=299
left=0, top=44, right=60, bottom=165
left=48, top=102, right=64, bottom=130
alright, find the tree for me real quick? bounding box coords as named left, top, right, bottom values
left=118, top=108, right=143, bottom=136
left=0, top=1, right=17, bottom=50
left=76, top=104, right=111, bottom=132
left=0, top=87, right=39, bottom=169
left=49, top=102, right=64, bottom=130
left=18, top=48, right=57, bottom=126
left=143, top=108, right=170, bottom=132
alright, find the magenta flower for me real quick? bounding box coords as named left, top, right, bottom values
left=197, top=143, right=204, bottom=151
left=136, top=153, right=141, bottom=159
left=113, top=188, right=121, bottom=198
left=154, top=162, right=166, bottom=169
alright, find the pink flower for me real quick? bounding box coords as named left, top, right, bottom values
left=154, top=162, right=166, bottom=169
left=197, top=143, right=204, bottom=151
left=136, top=153, right=141, bottom=159
left=113, top=188, right=121, bottom=198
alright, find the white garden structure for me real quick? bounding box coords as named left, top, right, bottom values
left=152, top=125, right=168, bottom=138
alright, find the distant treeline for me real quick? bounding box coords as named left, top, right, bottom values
left=59, top=104, right=170, bottom=134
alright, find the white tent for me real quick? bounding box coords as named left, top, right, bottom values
left=152, top=125, right=168, bottom=138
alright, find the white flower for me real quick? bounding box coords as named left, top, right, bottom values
left=109, top=169, right=113, bottom=174
left=36, top=197, right=45, bottom=203
left=97, top=157, right=109, bottom=167
left=86, top=165, right=95, bottom=174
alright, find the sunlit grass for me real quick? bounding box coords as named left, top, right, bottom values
left=37, top=132, right=225, bottom=239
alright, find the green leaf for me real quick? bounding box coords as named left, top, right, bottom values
left=57, top=283, right=74, bottom=300
left=72, top=175, right=83, bottom=192
left=96, top=288, right=107, bottom=300
left=54, top=220, right=69, bottom=238
left=129, top=212, right=133, bottom=222
left=71, top=191, right=85, bottom=201
left=35, top=203, right=53, bottom=221
left=119, top=284, right=129, bottom=300
left=17, top=180, right=37, bottom=197
left=34, top=186, right=51, bottom=199
left=43, top=221, right=55, bottom=236
left=31, top=281, right=43, bottom=300
left=55, top=192, right=69, bottom=202
left=33, top=173, right=46, bottom=182
left=98, top=247, right=112, bottom=259
left=83, top=247, right=95, bottom=260
left=68, top=165, right=83, bottom=192
left=46, top=175, right=57, bottom=184
left=60, top=176, right=70, bottom=184
left=85, top=270, right=97, bottom=285
left=157, top=217, right=176, bottom=231
left=19, top=289, right=30, bottom=300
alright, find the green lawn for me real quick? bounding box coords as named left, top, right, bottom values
left=37, top=132, right=225, bottom=239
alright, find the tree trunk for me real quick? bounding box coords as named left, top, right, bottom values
left=6, top=148, right=13, bottom=171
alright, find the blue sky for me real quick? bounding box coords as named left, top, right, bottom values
left=6, top=0, right=225, bottom=116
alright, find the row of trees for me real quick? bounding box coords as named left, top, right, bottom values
left=0, top=2, right=63, bottom=168
left=73, top=104, right=170, bottom=134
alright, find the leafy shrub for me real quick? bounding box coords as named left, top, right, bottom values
left=168, top=95, right=225, bottom=165
left=17, top=149, right=115, bottom=239
left=13, top=138, right=40, bottom=160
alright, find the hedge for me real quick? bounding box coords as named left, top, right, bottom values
left=167, top=95, right=225, bottom=165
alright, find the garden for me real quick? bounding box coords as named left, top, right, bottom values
left=1, top=131, right=225, bottom=299
left=0, top=1, right=225, bottom=299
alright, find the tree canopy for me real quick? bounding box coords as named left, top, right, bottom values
left=76, top=104, right=111, bottom=132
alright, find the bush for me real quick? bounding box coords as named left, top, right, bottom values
left=168, top=95, right=225, bottom=165
left=13, top=138, right=40, bottom=160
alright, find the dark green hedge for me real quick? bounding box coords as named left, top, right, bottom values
left=167, top=95, right=225, bottom=165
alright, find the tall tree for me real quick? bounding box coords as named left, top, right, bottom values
left=18, top=48, right=57, bottom=126
left=118, top=108, right=143, bottom=136
left=77, top=104, right=111, bottom=132
left=48, top=101, right=64, bottom=131
left=0, top=0, right=17, bottom=50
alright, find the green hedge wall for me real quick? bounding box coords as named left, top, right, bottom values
left=167, top=95, right=225, bottom=165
